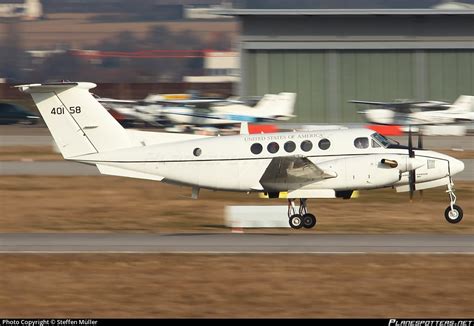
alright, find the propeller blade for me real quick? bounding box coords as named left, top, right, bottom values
left=408, top=126, right=419, bottom=201
left=409, top=170, right=416, bottom=202
left=418, top=130, right=423, bottom=149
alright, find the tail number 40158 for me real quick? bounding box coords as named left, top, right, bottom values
left=51, top=106, right=81, bottom=115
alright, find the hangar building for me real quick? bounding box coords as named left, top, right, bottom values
left=219, top=8, right=474, bottom=123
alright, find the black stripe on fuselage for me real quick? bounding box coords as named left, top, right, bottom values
left=73, top=151, right=447, bottom=164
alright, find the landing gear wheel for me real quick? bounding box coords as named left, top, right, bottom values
left=302, top=213, right=316, bottom=229
left=289, top=214, right=303, bottom=229
left=444, top=205, right=463, bottom=224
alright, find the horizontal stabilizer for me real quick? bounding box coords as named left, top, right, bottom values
left=96, top=164, right=164, bottom=181
left=16, top=82, right=80, bottom=93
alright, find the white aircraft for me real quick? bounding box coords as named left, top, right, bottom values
left=350, top=95, right=474, bottom=125
left=161, top=92, right=296, bottom=126
left=17, top=82, right=466, bottom=228
left=96, top=97, right=169, bottom=128
left=99, top=92, right=296, bottom=128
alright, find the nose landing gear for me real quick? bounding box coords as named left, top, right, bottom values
left=445, top=180, right=463, bottom=224
left=288, top=199, right=317, bottom=229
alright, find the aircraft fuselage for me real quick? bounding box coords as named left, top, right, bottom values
left=74, top=128, right=464, bottom=196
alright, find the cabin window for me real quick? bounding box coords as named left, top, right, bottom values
left=354, top=137, right=369, bottom=149
left=250, top=143, right=263, bottom=155
left=267, top=142, right=280, bottom=154
left=284, top=141, right=296, bottom=153
left=193, top=148, right=202, bottom=156
left=318, top=139, right=331, bottom=150
left=300, top=140, right=313, bottom=152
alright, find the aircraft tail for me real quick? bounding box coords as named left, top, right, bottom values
left=17, top=82, right=134, bottom=159
left=448, top=95, right=474, bottom=113
left=254, top=92, right=296, bottom=119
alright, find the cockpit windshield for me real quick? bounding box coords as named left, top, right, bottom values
left=371, top=132, right=398, bottom=148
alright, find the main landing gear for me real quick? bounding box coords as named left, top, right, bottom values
left=444, top=179, right=463, bottom=224
left=288, top=199, right=317, bottom=229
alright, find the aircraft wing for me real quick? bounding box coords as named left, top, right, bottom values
left=259, top=156, right=337, bottom=190
left=349, top=100, right=427, bottom=106
left=153, top=99, right=230, bottom=105
left=349, top=100, right=451, bottom=113
left=97, top=98, right=139, bottom=105
left=98, top=98, right=229, bottom=106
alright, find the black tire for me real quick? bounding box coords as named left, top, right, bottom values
left=444, top=204, right=463, bottom=224
left=289, top=214, right=303, bottom=229
left=302, top=213, right=317, bottom=229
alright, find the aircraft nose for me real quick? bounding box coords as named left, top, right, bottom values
left=450, top=158, right=465, bottom=176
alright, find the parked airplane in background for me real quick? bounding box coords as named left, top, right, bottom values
left=98, top=92, right=296, bottom=129
left=162, top=92, right=296, bottom=126
left=18, top=82, right=466, bottom=228
left=350, top=95, right=474, bottom=125
left=97, top=97, right=168, bottom=128
left=97, top=93, right=193, bottom=128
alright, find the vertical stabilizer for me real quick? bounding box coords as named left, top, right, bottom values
left=449, top=95, right=474, bottom=113
left=254, top=92, right=297, bottom=119
left=17, top=82, right=134, bottom=158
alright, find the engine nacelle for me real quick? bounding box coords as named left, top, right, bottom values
left=319, top=155, right=401, bottom=189
left=364, top=109, right=395, bottom=125
left=381, top=156, right=425, bottom=172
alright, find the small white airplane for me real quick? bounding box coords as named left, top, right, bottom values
left=350, top=95, right=474, bottom=125
left=161, top=92, right=296, bottom=126
left=99, top=92, right=296, bottom=128
left=96, top=97, right=169, bottom=128
left=18, top=82, right=466, bottom=228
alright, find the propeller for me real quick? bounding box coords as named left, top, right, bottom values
left=408, top=126, right=416, bottom=201
left=382, top=126, right=424, bottom=200
left=417, top=130, right=424, bottom=199
left=408, top=126, right=414, bottom=158
left=418, top=129, right=423, bottom=150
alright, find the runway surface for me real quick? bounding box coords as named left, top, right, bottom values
left=0, top=161, right=100, bottom=176
left=1, top=160, right=473, bottom=180
left=0, top=233, right=473, bottom=254
left=0, top=135, right=54, bottom=146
